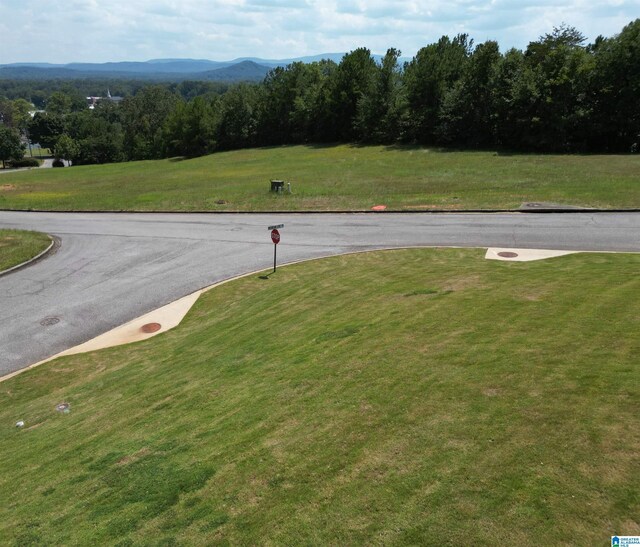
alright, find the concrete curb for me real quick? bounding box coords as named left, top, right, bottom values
left=1, top=208, right=640, bottom=214
left=0, top=235, right=58, bottom=278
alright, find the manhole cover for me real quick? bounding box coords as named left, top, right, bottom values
left=40, top=317, right=60, bottom=326
left=56, top=402, right=70, bottom=413
left=497, top=252, right=519, bottom=258
left=141, top=322, right=162, bottom=333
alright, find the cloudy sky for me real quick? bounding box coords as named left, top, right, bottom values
left=1, top=0, right=638, bottom=63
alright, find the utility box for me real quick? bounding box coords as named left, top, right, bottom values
left=270, top=179, right=285, bottom=193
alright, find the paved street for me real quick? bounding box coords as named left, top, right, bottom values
left=1, top=211, right=639, bottom=376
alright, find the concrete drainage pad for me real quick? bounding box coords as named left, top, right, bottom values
left=486, top=248, right=579, bottom=262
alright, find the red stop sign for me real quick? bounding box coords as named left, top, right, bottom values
left=271, top=229, right=280, bottom=244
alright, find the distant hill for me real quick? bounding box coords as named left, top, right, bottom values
left=229, top=53, right=348, bottom=67
left=0, top=53, right=410, bottom=82
left=199, top=61, right=271, bottom=81
left=0, top=60, right=269, bottom=82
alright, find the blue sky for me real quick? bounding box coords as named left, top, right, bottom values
left=1, top=0, right=638, bottom=63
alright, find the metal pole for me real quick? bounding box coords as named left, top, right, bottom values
left=273, top=243, right=277, bottom=273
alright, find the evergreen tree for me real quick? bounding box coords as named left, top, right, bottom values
left=355, top=48, right=405, bottom=143
left=404, top=34, right=473, bottom=143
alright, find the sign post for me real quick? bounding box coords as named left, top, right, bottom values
left=268, top=224, right=283, bottom=273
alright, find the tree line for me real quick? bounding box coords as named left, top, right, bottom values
left=1, top=20, right=638, bottom=167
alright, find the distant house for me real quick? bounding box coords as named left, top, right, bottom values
left=86, top=89, right=124, bottom=109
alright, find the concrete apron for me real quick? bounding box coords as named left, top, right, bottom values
left=485, top=247, right=579, bottom=262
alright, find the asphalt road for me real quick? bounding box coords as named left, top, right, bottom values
left=1, top=211, right=639, bottom=376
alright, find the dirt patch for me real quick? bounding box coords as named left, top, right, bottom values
left=0, top=184, right=16, bottom=192
left=619, top=519, right=640, bottom=535
left=443, top=274, right=486, bottom=291
left=117, top=447, right=151, bottom=466
left=483, top=388, right=500, bottom=397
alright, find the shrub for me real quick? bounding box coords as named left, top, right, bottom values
left=8, top=158, right=40, bottom=168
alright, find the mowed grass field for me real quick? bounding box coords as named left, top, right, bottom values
left=0, top=144, right=639, bottom=211
left=0, top=229, right=51, bottom=272
left=1, top=248, right=638, bottom=545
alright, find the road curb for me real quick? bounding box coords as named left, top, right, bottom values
left=1, top=208, right=640, bottom=214
left=0, top=235, right=59, bottom=278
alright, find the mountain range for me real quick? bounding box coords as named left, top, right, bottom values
left=0, top=53, right=411, bottom=82
left=0, top=54, right=367, bottom=82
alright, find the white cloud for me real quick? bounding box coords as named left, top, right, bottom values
left=0, top=0, right=638, bottom=63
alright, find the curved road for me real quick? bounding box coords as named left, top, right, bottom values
left=1, top=211, right=639, bottom=376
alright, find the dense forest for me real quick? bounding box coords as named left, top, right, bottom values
left=0, top=20, right=638, bottom=167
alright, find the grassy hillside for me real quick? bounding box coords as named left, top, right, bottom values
left=1, top=249, right=638, bottom=544
left=0, top=144, right=639, bottom=211
left=0, top=229, right=51, bottom=272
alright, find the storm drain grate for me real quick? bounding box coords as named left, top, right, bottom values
left=497, top=252, right=519, bottom=258
left=40, top=317, right=60, bottom=326
left=141, top=322, right=162, bottom=333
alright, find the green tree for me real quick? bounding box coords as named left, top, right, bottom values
left=355, top=48, right=405, bottom=143
left=163, top=96, right=219, bottom=157
left=404, top=34, right=473, bottom=143
left=491, top=48, right=529, bottom=148
left=256, top=61, right=335, bottom=145
left=121, top=85, right=180, bottom=160
left=514, top=24, right=591, bottom=151
left=46, top=91, right=74, bottom=115
left=217, top=84, right=260, bottom=150
left=257, top=64, right=300, bottom=145
left=437, top=41, right=502, bottom=146
left=12, top=98, right=34, bottom=132
left=54, top=134, right=80, bottom=165
left=27, top=112, right=65, bottom=150
left=291, top=60, right=337, bottom=142
left=588, top=19, right=640, bottom=151
left=329, top=48, right=378, bottom=141
left=0, top=97, right=15, bottom=127
left=64, top=109, right=124, bottom=165
left=0, top=125, right=24, bottom=168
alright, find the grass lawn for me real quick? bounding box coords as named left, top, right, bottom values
left=0, top=144, right=638, bottom=211
left=28, top=147, right=51, bottom=158
left=0, top=229, right=51, bottom=272
left=1, top=248, right=638, bottom=544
